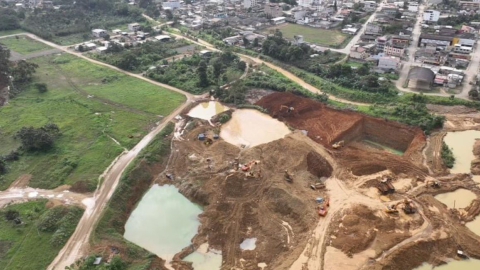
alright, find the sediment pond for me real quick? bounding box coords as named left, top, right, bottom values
left=414, top=259, right=480, bottom=270
left=220, top=109, right=290, bottom=147
left=443, top=130, right=480, bottom=174
left=434, top=189, right=476, bottom=209
left=124, top=184, right=202, bottom=262
left=187, top=101, right=229, bottom=120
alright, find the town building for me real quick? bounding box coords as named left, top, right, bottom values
left=128, top=23, right=142, bottom=32
left=92, top=29, right=108, bottom=38
left=271, top=17, right=286, bottom=25
left=423, top=10, right=440, bottom=22
left=377, top=56, right=401, bottom=71
left=384, top=41, right=405, bottom=57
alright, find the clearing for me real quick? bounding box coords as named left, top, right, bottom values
left=261, top=23, right=348, bottom=47
left=0, top=53, right=185, bottom=191
left=0, top=36, right=52, bottom=55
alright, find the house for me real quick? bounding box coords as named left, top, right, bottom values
left=460, top=1, right=480, bottom=9
left=271, top=17, right=286, bottom=25
left=366, top=23, right=383, bottom=36
left=384, top=41, right=406, bottom=57
left=391, top=35, right=410, bottom=45
left=350, top=45, right=368, bottom=60
left=423, top=10, right=440, bottom=22
left=244, top=0, right=258, bottom=9
left=378, top=56, right=401, bottom=71
left=200, top=50, right=213, bottom=57
left=419, top=34, right=453, bottom=48
left=376, top=36, right=388, bottom=52
left=112, top=29, right=122, bottom=34
left=342, top=27, right=359, bottom=35
left=96, top=46, right=108, bottom=53
left=92, top=29, right=108, bottom=38
left=162, top=0, right=180, bottom=9
left=265, top=3, right=283, bottom=18
left=364, top=1, right=377, bottom=11
left=408, top=2, right=419, bottom=12
left=453, top=44, right=473, bottom=54
left=293, top=35, right=304, bottom=45
left=223, top=36, right=240, bottom=46
left=456, top=33, right=476, bottom=47
left=460, top=25, right=476, bottom=34
left=154, top=35, right=171, bottom=42
left=381, top=6, right=399, bottom=15
left=128, top=23, right=141, bottom=32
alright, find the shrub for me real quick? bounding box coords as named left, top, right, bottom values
left=35, top=83, right=48, bottom=93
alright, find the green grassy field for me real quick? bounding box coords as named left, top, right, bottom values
left=0, top=36, right=51, bottom=55
left=0, top=200, right=83, bottom=270
left=262, top=23, right=348, bottom=47
left=0, top=53, right=185, bottom=191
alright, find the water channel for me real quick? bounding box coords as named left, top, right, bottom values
left=220, top=109, right=291, bottom=148
left=187, top=101, right=229, bottom=120
left=124, top=184, right=202, bottom=262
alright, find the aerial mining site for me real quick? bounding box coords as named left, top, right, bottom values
left=110, top=91, right=480, bottom=270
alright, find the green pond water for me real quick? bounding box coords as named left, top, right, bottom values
left=362, top=139, right=404, bottom=155
left=124, top=184, right=202, bottom=262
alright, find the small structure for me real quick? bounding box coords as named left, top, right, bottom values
left=407, top=67, right=435, bottom=90
left=128, top=23, right=141, bottom=32
left=92, top=29, right=108, bottom=38
left=200, top=50, right=213, bottom=57
left=293, top=35, right=304, bottom=45
left=154, top=35, right=172, bottom=42
left=271, top=17, right=286, bottom=25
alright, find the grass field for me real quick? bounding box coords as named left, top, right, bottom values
left=0, top=36, right=51, bottom=55
left=0, top=200, right=83, bottom=270
left=0, top=53, right=185, bottom=191
left=262, top=23, right=348, bottom=47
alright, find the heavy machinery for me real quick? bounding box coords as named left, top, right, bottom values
left=332, top=140, right=344, bottom=149
left=384, top=204, right=399, bottom=214
left=280, top=105, right=295, bottom=113
left=284, top=170, right=294, bottom=183
left=385, top=199, right=416, bottom=214
left=317, top=197, right=330, bottom=216
left=377, top=178, right=395, bottom=195
left=241, top=160, right=260, bottom=171
left=310, top=183, right=326, bottom=190
left=426, top=180, right=440, bottom=188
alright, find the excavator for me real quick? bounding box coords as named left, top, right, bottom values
left=385, top=199, right=417, bottom=214
left=280, top=105, right=295, bottom=113
left=426, top=180, right=440, bottom=188
left=284, top=170, right=294, bottom=183
left=332, top=140, right=344, bottom=149
left=241, top=160, right=260, bottom=171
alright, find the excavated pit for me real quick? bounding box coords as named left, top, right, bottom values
left=256, top=92, right=424, bottom=154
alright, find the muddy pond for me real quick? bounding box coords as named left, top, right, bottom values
left=414, top=259, right=480, bottom=270
left=187, top=101, right=229, bottom=120
left=443, top=130, right=480, bottom=174
left=220, top=109, right=291, bottom=148
left=123, top=184, right=202, bottom=262
left=434, top=188, right=476, bottom=209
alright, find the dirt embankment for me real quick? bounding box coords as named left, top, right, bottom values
left=162, top=123, right=336, bottom=270
left=471, top=140, right=480, bottom=175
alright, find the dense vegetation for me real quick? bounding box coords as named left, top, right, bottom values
left=441, top=141, right=455, bottom=168
left=147, top=51, right=246, bottom=94
left=0, top=200, right=83, bottom=270
left=92, top=38, right=191, bottom=72
left=261, top=30, right=343, bottom=65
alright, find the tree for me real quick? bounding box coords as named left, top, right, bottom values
left=5, top=210, right=19, bottom=221
left=103, top=34, right=110, bottom=41
left=197, top=61, right=209, bottom=87
left=469, top=89, right=479, bottom=100
left=242, top=36, right=250, bottom=46
left=165, top=9, right=174, bottom=20
left=252, top=38, right=259, bottom=47
left=0, top=159, right=6, bottom=174
left=237, top=61, right=247, bottom=71
left=334, top=0, right=338, bottom=11
left=10, top=60, right=38, bottom=84
left=35, top=83, right=48, bottom=93
left=15, top=124, right=60, bottom=151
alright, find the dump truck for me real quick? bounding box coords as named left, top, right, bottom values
left=377, top=179, right=395, bottom=195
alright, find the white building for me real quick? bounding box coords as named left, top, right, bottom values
left=298, top=0, right=313, bottom=7
left=408, top=2, right=419, bottom=12
left=378, top=56, right=401, bottom=71
left=453, top=44, right=473, bottom=54
left=271, top=17, right=286, bottom=25
left=243, top=0, right=257, bottom=9
left=128, top=23, right=142, bottom=32
left=162, top=0, right=180, bottom=9
left=92, top=29, right=108, bottom=38
left=423, top=10, right=440, bottom=22
left=154, top=35, right=172, bottom=42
